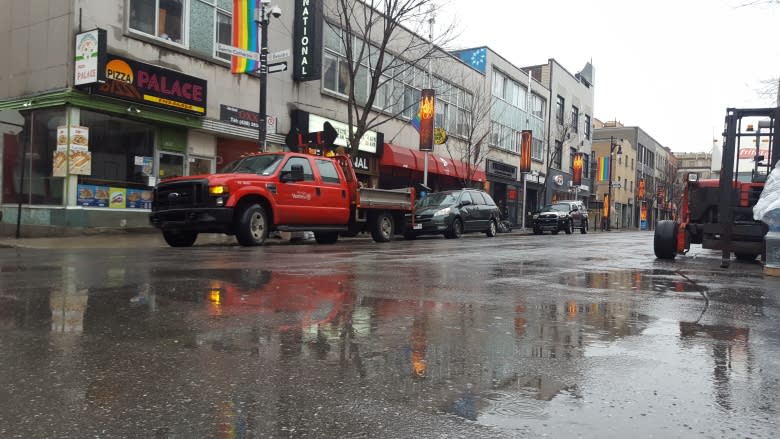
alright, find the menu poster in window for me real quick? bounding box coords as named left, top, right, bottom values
left=69, top=126, right=91, bottom=175
left=126, top=189, right=152, bottom=209
left=77, top=184, right=110, bottom=207
left=109, top=187, right=126, bottom=209
left=53, top=126, right=68, bottom=177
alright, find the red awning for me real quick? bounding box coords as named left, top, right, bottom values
left=380, top=143, right=417, bottom=169
left=381, top=143, right=486, bottom=182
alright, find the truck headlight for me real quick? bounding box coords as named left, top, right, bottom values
left=209, top=185, right=228, bottom=195
left=433, top=207, right=451, bottom=217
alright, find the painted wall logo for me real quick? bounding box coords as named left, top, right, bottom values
left=554, top=174, right=564, bottom=186
left=96, top=55, right=208, bottom=116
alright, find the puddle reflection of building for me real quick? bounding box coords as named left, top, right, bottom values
left=679, top=322, right=750, bottom=411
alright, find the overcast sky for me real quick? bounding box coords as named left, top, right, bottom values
left=438, top=0, right=780, bottom=153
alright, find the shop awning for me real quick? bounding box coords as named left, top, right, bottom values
left=380, top=143, right=417, bottom=169
left=381, top=143, right=487, bottom=182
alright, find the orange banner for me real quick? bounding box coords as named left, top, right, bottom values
left=572, top=153, right=584, bottom=186
left=520, top=130, right=532, bottom=172
left=418, top=89, right=435, bottom=151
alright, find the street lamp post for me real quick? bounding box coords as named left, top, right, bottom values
left=256, top=0, right=281, bottom=151
left=606, top=136, right=623, bottom=231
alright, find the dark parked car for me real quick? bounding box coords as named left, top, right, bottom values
left=405, top=189, right=501, bottom=239
left=532, top=201, right=589, bottom=235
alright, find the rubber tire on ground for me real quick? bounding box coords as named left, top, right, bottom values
left=564, top=220, right=573, bottom=234
left=314, top=231, right=339, bottom=244
left=162, top=230, right=198, bottom=247
left=445, top=218, right=463, bottom=239
left=486, top=219, right=497, bottom=237
left=581, top=220, right=588, bottom=234
left=735, top=252, right=759, bottom=262
left=235, top=203, right=268, bottom=246
left=371, top=212, right=394, bottom=242
left=654, top=219, right=679, bottom=259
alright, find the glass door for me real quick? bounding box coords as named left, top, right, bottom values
left=158, top=152, right=184, bottom=180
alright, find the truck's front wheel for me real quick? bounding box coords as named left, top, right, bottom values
left=236, top=203, right=268, bottom=246
left=162, top=230, right=198, bottom=247
left=371, top=212, right=394, bottom=242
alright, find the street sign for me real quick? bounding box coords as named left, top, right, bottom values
left=270, top=49, right=290, bottom=62
left=268, top=61, right=288, bottom=73
left=217, top=43, right=260, bottom=62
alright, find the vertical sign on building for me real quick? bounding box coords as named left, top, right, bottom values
left=293, top=0, right=322, bottom=81
left=572, top=152, right=584, bottom=186
left=418, top=89, right=435, bottom=151
left=74, top=28, right=107, bottom=86
left=520, top=130, right=532, bottom=172
left=638, top=178, right=645, bottom=198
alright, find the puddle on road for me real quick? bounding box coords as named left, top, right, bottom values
left=1, top=262, right=776, bottom=437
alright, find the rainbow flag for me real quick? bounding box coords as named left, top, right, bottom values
left=597, top=156, right=610, bottom=182
left=231, top=0, right=258, bottom=74
left=411, top=106, right=422, bottom=132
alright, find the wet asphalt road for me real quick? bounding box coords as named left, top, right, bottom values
left=1, top=230, right=780, bottom=438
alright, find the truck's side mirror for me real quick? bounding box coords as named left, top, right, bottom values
left=281, top=164, right=305, bottom=182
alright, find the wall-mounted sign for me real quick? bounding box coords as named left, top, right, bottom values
left=293, top=0, right=322, bottom=81
left=554, top=174, right=564, bottom=186
left=308, top=114, right=378, bottom=154
left=220, top=104, right=276, bottom=133
left=95, top=54, right=208, bottom=116
left=74, top=28, right=106, bottom=86
left=53, top=126, right=91, bottom=176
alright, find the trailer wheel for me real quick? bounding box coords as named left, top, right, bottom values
left=236, top=203, right=268, bottom=246
left=314, top=231, right=339, bottom=244
left=371, top=212, right=394, bottom=242
left=162, top=230, right=198, bottom=247
left=654, top=220, right=679, bottom=259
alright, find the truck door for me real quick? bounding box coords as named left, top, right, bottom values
left=275, top=156, right=320, bottom=224
left=314, top=158, right=350, bottom=224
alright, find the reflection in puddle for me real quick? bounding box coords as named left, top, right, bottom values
left=0, top=258, right=772, bottom=437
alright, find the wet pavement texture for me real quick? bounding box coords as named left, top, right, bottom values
left=1, top=231, right=780, bottom=438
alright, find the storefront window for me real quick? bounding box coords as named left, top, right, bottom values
left=78, top=110, right=155, bottom=191
left=0, top=109, right=26, bottom=204
left=189, top=156, right=213, bottom=175
left=1, top=108, right=65, bottom=205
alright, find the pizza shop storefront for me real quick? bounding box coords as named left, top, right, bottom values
left=0, top=58, right=211, bottom=235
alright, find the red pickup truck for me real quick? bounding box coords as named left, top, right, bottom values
left=150, top=152, right=416, bottom=247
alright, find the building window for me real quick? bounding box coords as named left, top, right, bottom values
left=584, top=114, right=591, bottom=140
left=129, top=0, right=187, bottom=44
left=571, top=106, right=579, bottom=132
left=556, top=95, right=564, bottom=124
left=215, top=9, right=232, bottom=60
left=554, top=140, right=563, bottom=169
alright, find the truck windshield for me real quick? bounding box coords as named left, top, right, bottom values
left=220, top=154, right=284, bottom=175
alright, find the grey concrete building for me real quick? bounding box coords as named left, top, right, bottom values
left=451, top=47, right=550, bottom=226
left=525, top=59, right=595, bottom=208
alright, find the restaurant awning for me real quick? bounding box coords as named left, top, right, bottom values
left=381, top=143, right=486, bottom=182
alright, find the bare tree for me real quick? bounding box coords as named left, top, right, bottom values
left=440, top=79, right=495, bottom=188
left=757, top=77, right=780, bottom=106
left=540, top=115, right=579, bottom=205
left=322, top=0, right=456, bottom=155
